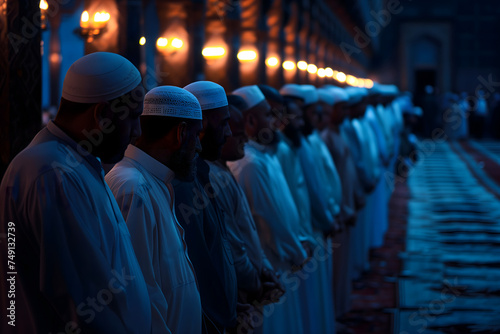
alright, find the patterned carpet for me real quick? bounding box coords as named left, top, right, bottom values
left=342, top=140, right=500, bottom=334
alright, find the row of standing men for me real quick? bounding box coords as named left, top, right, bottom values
left=0, top=52, right=411, bottom=333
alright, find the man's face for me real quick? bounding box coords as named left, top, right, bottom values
left=331, top=102, right=348, bottom=124
left=171, top=120, right=203, bottom=181
left=102, top=85, right=144, bottom=163
left=221, top=106, right=248, bottom=162
left=283, top=101, right=304, bottom=147
left=200, top=105, right=232, bottom=161
left=254, top=101, right=279, bottom=145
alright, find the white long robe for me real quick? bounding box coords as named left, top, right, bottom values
left=0, top=121, right=151, bottom=333
left=297, top=135, right=338, bottom=233
left=228, top=140, right=307, bottom=334
left=276, top=134, right=335, bottom=334
left=365, top=107, right=390, bottom=248
left=340, top=119, right=375, bottom=276
left=208, top=160, right=273, bottom=293
left=106, top=145, right=202, bottom=334
left=321, top=127, right=359, bottom=317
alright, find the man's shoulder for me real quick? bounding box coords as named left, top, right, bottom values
left=106, top=159, right=148, bottom=194
left=3, top=139, right=90, bottom=187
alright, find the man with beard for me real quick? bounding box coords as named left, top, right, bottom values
left=105, top=86, right=204, bottom=334
left=0, top=52, right=151, bottom=333
left=174, top=81, right=237, bottom=334
left=208, top=95, right=284, bottom=333
left=227, top=85, right=308, bottom=334
left=320, top=86, right=361, bottom=319
left=276, top=84, right=336, bottom=333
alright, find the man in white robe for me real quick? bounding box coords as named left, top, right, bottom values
left=174, top=81, right=237, bottom=333
left=321, top=86, right=361, bottom=317
left=228, top=85, right=309, bottom=334
left=0, top=52, right=151, bottom=333
left=106, top=86, right=204, bottom=334
left=341, top=87, right=379, bottom=277
left=208, top=95, right=284, bottom=333
left=263, top=85, right=327, bottom=334
left=279, top=84, right=339, bottom=333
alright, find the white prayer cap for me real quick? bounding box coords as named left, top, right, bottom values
left=62, top=52, right=141, bottom=103
left=345, top=87, right=368, bottom=105
left=232, top=85, right=266, bottom=111
left=368, top=82, right=383, bottom=96
left=279, top=83, right=305, bottom=101
left=378, top=84, right=399, bottom=97
left=301, top=85, right=319, bottom=105
left=317, top=88, right=334, bottom=106
left=183, top=81, right=228, bottom=110
left=325, top=86, right=349, bottom=105
left=142, top=86, right=202, bottom=120
left=404, top=106, right=422, bottom=117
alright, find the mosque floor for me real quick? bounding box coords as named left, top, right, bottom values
left=340, top=140, right=500, bottom=334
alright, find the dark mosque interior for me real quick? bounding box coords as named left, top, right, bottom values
left=1, top=0, right=500, bottom=333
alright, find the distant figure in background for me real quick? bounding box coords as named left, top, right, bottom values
left=0, top=52, right=152, bottom=333
left=472, top=90, right=488, bottom=139
left=457, top=92, right=470, bottom=140
left=490, top=93, right=500, bottom=139
left=443, top=92, right=469, bottom=141
left=106, top=86, right=204, bottom=334
left=421, top=85, right=439, bottom=137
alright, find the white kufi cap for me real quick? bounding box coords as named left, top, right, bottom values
left=142, top=86, right=202, bottom=120
left=301, top=85, right=319, bottom=105
left=325, top=86, right=349, bottom=105
left=184, top=81, right=228, bottom=110
left=279, top=84, right=305, bottom=101
left=62, top=52, right=142, bottom=103
left=317, top=88, right=334, bottom=106
left=232, top=85, right=266, bottom=111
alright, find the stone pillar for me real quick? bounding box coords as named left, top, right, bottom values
left=283, top=0, right=298, bottom=84
left=204, top=0, right=230, bottom=88
left=239, top=0, right=262, bottom=86
left=117, top=0, right=142, bottom=68
left=266, top=0, right=284, bottom=88
left=156, top=0, right=192, bottom=87
left=0, top=0, right=42, bottom=178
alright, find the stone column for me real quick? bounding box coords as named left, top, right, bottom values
left=0, top=0, right=42, bottom=178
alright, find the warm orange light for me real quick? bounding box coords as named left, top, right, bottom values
left=282, top=61, right=296, bottom=71
left=39, top=0, right=48, bottom=10
left=346, top=75, right=358, bottom=86
left=139, top=37, right=146, bottom=46
left=202, top=47, right=226, bottom=59
left=93, top=12, right=110, bottom=23
left=265, top=57, right=279, bottom=67
left=297, top=61, right=308, bottom=71
left=336, top=72, right=347, bottom=83
left=80, top=11, right=90, bottom=28
left=364, top=79, right=374, bottom=89
left=237, top=50, right=257, bottom=62
left=325, top=67, right=334, bottom=78
left=171, top=38, right=183, bottom=49
left=317, top=68, right=326, bottom=78
left=49, top=53, right=61, bottom=63
left=307, top=64, right=317, bottom=74
left=357, top=79, right=365, bottom=88
left=156, top=38, right=168, bottom=48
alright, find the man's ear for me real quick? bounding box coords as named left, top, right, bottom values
left=244, top=113, right=254, bottom=136
left=92, top=102, right=112, bottom=128
left=199, top=116, right=208, bottom=141
left=176, top=121, right=188, bottom=146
